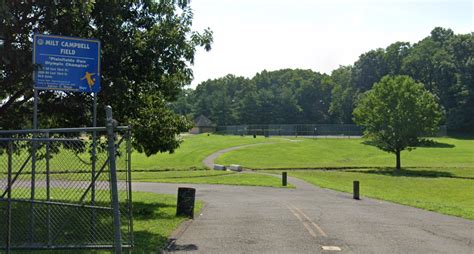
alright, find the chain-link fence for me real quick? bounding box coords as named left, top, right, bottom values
left=216, top=124, right=448, bottom=137
left=0, top=118, right=132, bottom=252
left=216, top=124, right=363, bottom=137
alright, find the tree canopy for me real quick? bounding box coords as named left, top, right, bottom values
left=353, top=75, right=442, bottom=169
left=179, top=70, right=333, bottom=126
left=173, top=27, right=472, bottom=133
left=0, top=0, right=213, bottom=155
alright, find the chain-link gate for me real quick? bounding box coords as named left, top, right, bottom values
left=0, top=109, right=133, bottom=252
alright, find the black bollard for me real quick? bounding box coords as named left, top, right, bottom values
left=353, top=181, right=360, bottom=200
left=282, top=172, right=287, bottom=186
left=176, top=187, right=196, bottom=218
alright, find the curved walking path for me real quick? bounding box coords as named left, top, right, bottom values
left=134, top=177, right=474, bottom=253
left=202, top=142, right=278, bottom=169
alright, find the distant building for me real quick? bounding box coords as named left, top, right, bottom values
left=189, top=115, right=216, bottom=134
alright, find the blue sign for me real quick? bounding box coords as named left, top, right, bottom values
left=33, top=34, right=101, bottom=93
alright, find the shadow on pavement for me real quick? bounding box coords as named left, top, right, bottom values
left=166, top=243, right=198, bottom=252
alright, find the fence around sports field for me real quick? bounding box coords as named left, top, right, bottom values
left=0, top=123, right=132, bottom=252
left=216, top=124, right=447, bottom=137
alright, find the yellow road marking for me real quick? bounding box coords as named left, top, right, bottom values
left=302, top=222, right=318, bottom=238
left=286, top=204, right=317, bottom=239
left=285, top=203, right=341, bottom=251
left=292, top=206, right=328, bottom=237
left=288, top=205, right=304, bottom=222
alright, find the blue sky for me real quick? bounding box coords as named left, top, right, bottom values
left=190, top=0, right=473, bottom=87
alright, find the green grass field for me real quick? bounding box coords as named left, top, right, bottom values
left=128, top=134, right=291, bottom=187
left=216, top=137, right=474, bottom=171
left=132, top=134, right=286, bottom=170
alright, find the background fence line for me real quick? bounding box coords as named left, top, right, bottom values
left=216, top=124, right=448, bottom=137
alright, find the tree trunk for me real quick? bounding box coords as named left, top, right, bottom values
left=395, top=150, right=401, bottom=170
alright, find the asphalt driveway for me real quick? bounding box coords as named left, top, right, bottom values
left=133, top=175, right=474, bottom=253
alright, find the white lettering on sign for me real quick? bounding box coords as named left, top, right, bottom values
left=40, top=39, right=92, bottom=50
left=60, top=48, right=76, bottom=55
left=45, top=40, right=59, bottom=46
left=61, top=41, right=91, bottom=49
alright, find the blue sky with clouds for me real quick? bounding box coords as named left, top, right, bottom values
left=190, top=0, right=473, bottom=87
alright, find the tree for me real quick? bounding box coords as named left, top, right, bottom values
left=351, top=48, right=388, bottom=92
left=0, top=1, right=213, bottom=154
left=296, top=74, right=332, bottom=123
left=192, top=75, right=247, bottom=125
left=445, top=33, right=474, bottom=131
left=384, top=41, right=411, bottom=75
left=353, top=75, right=442, bottom=170
left=169, top=88, right=195, bottom=117
left=329, top=65, right=355, bottom=123
left=400, top=27, right=474, bottom=132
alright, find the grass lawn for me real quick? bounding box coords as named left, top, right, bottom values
left=7, top=191, right=202, bottom=253
left=263, top=169, right=474, bottom=220
left=132, top=134, right=287, bottom=170
left=131, top=191, right=202, bottom=252
left=132, top=170, right=293, bottom=188
left=216, top=137, right=474, bottom=171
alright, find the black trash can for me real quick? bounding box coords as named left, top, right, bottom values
left=176, top=187, right=196, bottom=218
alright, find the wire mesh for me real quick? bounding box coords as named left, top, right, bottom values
left=216, top=124, right=448, bottom=137
left=0, top=126, right=132, bottom=251
left=216, top=124, right=363, bottom=136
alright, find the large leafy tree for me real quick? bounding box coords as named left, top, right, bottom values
left=353, top=75, right=442, bottom=170
left=0, top=1, right=213, bottom=155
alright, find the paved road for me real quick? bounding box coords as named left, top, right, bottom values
left=133, top=176, right=474, bottom=254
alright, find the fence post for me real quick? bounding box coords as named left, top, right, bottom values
left=46, top=133, right=52, bottom=247
left=282, top=172, right=287, bottom=186
left=126, top=128, right=134, bottom=246
left=6, top=142, right=13, bottom=254
left=106, top=106, right=122, bottom=254
left=29, top=135, right=37, bottom=244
